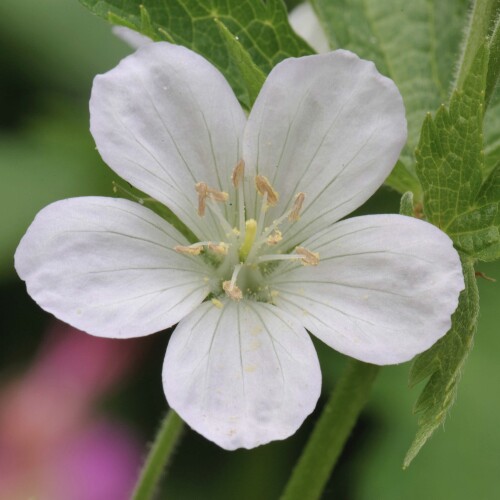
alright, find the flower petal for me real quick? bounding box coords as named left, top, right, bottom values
left=90, top=42, right=246, bottom=241
left=269, top=215, right=464, bottom=365
left=243, top=50, right=407, bottom=247
left=15, top=197, right=212, bottom=338
left=289, top=3, right=330, bottom=54
left=163, top=300, right=321, bottom=450
left=112, top=26, right=153, bottom=49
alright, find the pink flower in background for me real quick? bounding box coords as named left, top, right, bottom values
left=0, top=322, right=143, bottom=500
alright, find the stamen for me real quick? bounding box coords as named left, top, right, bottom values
left=207, top=187, right=229, bottom=203
left=288, top=192, right=306, bottom=221
left=223, top=264, right=243, bottom=301
left=255, top=253, right=303, bottom=264
left=174, top=244, right=203, bottom=256
left=232, top=160, right=245, bottom=233
left=239, top=219, right=257, bottom=261
left=211, top=298, right=224, bottom=309
left=296, top=247, right=320, bottom=266
left=255, top=175, right=279, bottom=207
left=231, top=159, right=245, bottom=188
left=208, top=242, right=229, bottom=255
left=195, top=182, right=208, bottom=216
left=267, top=229, right=282, bottom=245
left=223, top=281, right=243, bottom=301
left=195, top=182, right=229, bottom=217
left=205, top=198, right=235, bottom=236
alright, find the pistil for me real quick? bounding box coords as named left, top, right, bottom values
left=239, top=219, right=257, bottom=261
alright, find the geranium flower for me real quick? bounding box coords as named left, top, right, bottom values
left=15, top=42, right=464, bottom=450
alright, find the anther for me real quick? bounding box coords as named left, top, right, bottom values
left=174, top=244, right=203, bottom=256
left=208, top=242, right=229, bottom=255
left=255, top=175, right=279, bottom=206
left=231, top=159, right=245, bottom=188
left=289, top=192, right=305, bottom=221
left=195, top=182, right=208, bottom=216
left=223, top=281, right=243, bottom=301
left=267, top=229, right=282, bottom=245
left=207, top=188, right=229, bottom=203
left=195, top=182, right=229, bottom=216
left=296, top=247, right=320, bottom=266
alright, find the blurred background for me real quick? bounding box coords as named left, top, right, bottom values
left=0, top=1, right=498, bottom=498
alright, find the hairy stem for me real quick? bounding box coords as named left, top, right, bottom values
left=280, top=360, right=380, bottom=500
left=132, top=410, right=185, bottom=500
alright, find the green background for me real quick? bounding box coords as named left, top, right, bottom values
left=0, top=1, right=498, bottom=498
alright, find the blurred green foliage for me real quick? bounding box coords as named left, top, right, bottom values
left=0, top=1, right=498, bottom=499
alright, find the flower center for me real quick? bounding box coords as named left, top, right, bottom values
left=174, top=160, right=319, bottom=302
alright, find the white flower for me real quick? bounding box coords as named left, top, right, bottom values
left=289, top=2, right=330, bottom=54
left=15, top=42, right=464, bottom=450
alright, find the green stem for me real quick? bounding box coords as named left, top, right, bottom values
left=132, top=410, right=185, bottom=500
left=280, top=360, right=380, bottom=500
left=454, top=0, right=500, bottom=91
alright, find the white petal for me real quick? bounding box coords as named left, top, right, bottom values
left=289, top=3, right=330, bottom=54
left=15, top=197, right=212, bottom=338
left=112, top=26, right=153, bottom=49
left=163, top=300, right=321, bottom=450
left=243, top=50, right=407, bottom=247
left=90, top=42, right=246, bottom=241
left=270, top=215, right=464, bottom=365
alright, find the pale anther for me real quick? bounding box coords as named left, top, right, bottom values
left=289, top=192, right=306, bottom=221
left=174, top=244, right=203, bottom=256
left=255, top=175, right=279, bottom=206
left=267, top=229, right=282, bottom=245
left=231, top=159, right=245, bottom=188
left=223, top=280, right=243, bottom=301
left=208, top=242, right=229, bottom=255
left=206, top=187, right=229, bottom=203
left=195, top=182, right=208, bottom=216
left=211, top=298, right=224, bottom=309
left=195, top=182, right=229, bottom=216
left=296, top=246, right=320, bottom=266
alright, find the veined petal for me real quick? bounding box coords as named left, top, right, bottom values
left=15, top=197, right=212, bottom=338
left=270, top=215, right=464, bottom=365
left=163, top=300, right=321, bottom=450
left=243, top=50, right=406, bottom=247
left=90, top=42, right=246, bottom=241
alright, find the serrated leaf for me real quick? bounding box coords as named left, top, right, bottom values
left=404, top=259, right=479, bottom=468
left=484, top=90, right=500, bottom=175
left=485, top=10, right=500, bottom=105
left=311, top=0, right=469, bottom=194
left=79, top=0, right=313, bottom=108
left=416, top=45, right=500, bottom=260
left=214, top=19, right=266, bottom=106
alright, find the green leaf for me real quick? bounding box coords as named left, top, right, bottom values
left=385, top=160, right=423, bottom=201
left=79, top=0, right=313, bottom=107
left=111, top=182, right=198, bottom=243
left=311, top=0, right=469, bottom=193
left=454, top=0, right=499, bottom=91
left=416, top=45, right=500, bottom=260
left=214, top=18, right=266, bottom=107
left=484, top=90, right=500, bottom=175
left=404, top=259, right=479, bottom=468
left=399, top=191, right=414, bottom=217
left=485, top=10, right=500, bottom=106
left=449, top=163, right=500, bottom=261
